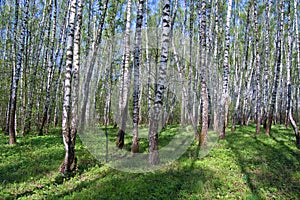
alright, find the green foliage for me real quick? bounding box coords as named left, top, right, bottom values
left=0, top=124, right=300, bottom=199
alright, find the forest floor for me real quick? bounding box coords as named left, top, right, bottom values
left=1, top=123, right=300, bottom=199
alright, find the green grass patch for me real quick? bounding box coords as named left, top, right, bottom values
left=0, top=124, right=300, bottom=199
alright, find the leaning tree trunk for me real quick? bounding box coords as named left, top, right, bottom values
left=59, top=0, right=77, bottom=175
left=132, top=0, right=144, bottom=153
left=9, top=0, right=29, bottom=145
left=148, top=0, right=171, bottom=165
left=80, top=0, right=109, bottom=132
left=286, top=1, right=299, bottom=144
left=219, top=0, right=232, bottom=139
left=265, top=0, right=284, bottom=136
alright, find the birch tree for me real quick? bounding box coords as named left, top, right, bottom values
left=116, top=0, right=132, bottom=149
left=59, top=0, right=78, bottom=175
left=219, top=0, right=232, bottom=139
left=262, top=0, right=271, bottom=128
left=265, top=0, right=284, bottom=136
left=70, top=0, right=83, bottom=153
left=148, top=0, right=171, bottom=165
left=9, top=0, right=29, bottom=145
left=286, top=1, right=299, bottom=144
left=199, top=0, right=208, bottom=146
left=294, top=0, right=300, bottom=121
left=254, top=0, right=262, bottom=134
left=39, top=0, right=57, bottom=135
left=132, top=0, right=144, bottom=153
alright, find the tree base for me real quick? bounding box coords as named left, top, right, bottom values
left=131, top=139, right=139, bottom=153
left=148, top=151, right=159, bottom=165
left=59, top=157, right=77, bottom=176
left=116, top=129, right=125, bottom=149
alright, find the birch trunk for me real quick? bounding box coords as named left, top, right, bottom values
left=40, top=0, right=57, bottom=135
left=254, top=0, right=262, bottom=134
left=60, top=0, right=77, bottom=175
left=148, top=0, right=171, bottom=165
left=294, top=0, right=300, bottom=123
left=286, top=1, right=299, bottom=144
left=9, top=0, right=29, bottom=145
left=131, top=0, right=144, bottom=153
left=262, top=0, right=272, bottom=128
left=199, top=0, right=208, bottom=146
left=116, top=0, right=132, bottom=149
left=80, top=0, right=109, bottom=132
left=70, top=0, right=83, bottom=154
left=220, top=0, right=232, bottom=139
left=265, top=0, right=284, bottom=135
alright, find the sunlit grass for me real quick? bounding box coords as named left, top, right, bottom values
left=0, top=123, right=299, bottom=199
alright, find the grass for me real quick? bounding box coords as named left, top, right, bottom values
left=0, top=124, right=300, bottom=199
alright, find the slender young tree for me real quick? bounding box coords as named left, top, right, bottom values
left=219, top=0, right=232, bottom=139
left=265, top=0, right=284, bottom=136
left=148, top=0, right=171, bottom=165
left=116, top=0, right=132, bottom=149
left=70, top=0, right=83, bottom=154
left=262, top=0, right=271, bottom=128
left=9, top=0, right=29, bottom=145
left=294, top=0, right=300, bottom=121
left=5, top=0, right=19, bottom=135
left=132, top=0, right=144, bottom=153
left=199, top=0, right=208, bottom=146
left=212, top=0, right=220, bottom=132
left=59, top=0, right=77, bottom=175
left=286, top=1, right=299, bottom=144
left=40, top=0, right=57, bottom=135
left=254, top=0, right=262, bottom=134
left=232, top=3, right=250, bottom=132
left=80, top=0, right=109, bottom=131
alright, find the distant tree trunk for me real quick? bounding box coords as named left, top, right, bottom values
left=145, top=0, right=152, bottom=123
left=9, top=0, right=29, bottom=145
left=286, top=1, right=299, bottom=144
left=294, top=0, right=300, bottom=123
left=53, top=3, right=71, bottom=128
left=219, top=0, right=232, bottom=139
left=262, top=0, right=271, bottom=128
left=60, top=0, right=77, bottom=175
left=116, top=0, right=132, bottom=149
left=132, top=0, right=144, bottom=153
left=199, top=0, right=208, bottom=146
left=148, top=0, right=171, bottom=165
left=265, top=0, right=284, bottom=136
left=80, top=0, right=109, bottom=132
left=212, top=0, right=219, bottom=133
left=232, top=3, right=250, bottom=132
left=23, top=2, right=52, bottom=135
left=254, top=0, right=261, bottom=135
left=40, top=0, right=57, bottom=136
left=6, top=0, right=19, bottom=135
left=181, top=0, right=188, bottom=128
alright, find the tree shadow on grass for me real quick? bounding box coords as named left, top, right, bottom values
left=47, top=164, right=218, bottom=200
left=0, top=136, right=64, bottom=185
left=226, top=128, right=300, bottom=199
